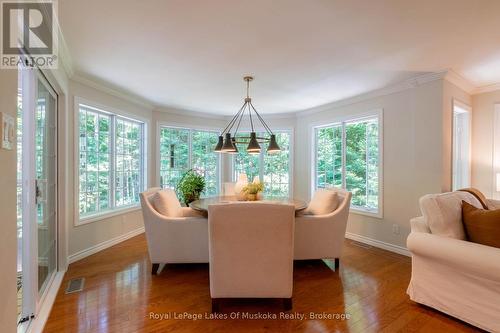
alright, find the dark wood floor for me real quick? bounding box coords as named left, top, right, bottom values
left=43, top=234, right=481, bottom=333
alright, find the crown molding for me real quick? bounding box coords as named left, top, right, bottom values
left=473, top=82, right=500, bottom=95
left=443, top=69, right=476, bottom=94
left=154, top=106, right=227, bottom=120
left=71, top=73, right=155, bottom=110
left=296, top=70, right=448, bottom=118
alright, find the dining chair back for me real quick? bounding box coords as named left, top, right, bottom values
left=208, top=202, right=295, bottom=311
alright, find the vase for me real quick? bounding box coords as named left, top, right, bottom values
left=247, top=193, right=257, bottom=201
left=234, top=173, right=248, bottom=201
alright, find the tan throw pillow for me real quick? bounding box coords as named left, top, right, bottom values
left=153, top=189, right=183, bottom=217
left=462, top=201, right=500, bottom=248
left=304, top=189, right=339, bottom=215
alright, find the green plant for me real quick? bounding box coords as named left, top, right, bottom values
left=176, top=169, right=206, bottom=206
left=242, top=182, right=264, bottom=195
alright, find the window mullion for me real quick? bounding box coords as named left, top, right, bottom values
left=110, top=115, right=116, bottom=209
left=188, top=129, right=193, bottom=170
left=341, top=122, right=347, bottom=190
left=365, top=121, right=369, bottom=209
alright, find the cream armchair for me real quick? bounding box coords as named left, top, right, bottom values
left=407, top=191, right=500, bottom=332
left=294, top=189, right=352, bottom=270
left=140, top=188, right=209, bottom=274
left=208, top=203, right=295, bottom=312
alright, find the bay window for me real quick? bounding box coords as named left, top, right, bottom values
left=232, top=131, right=292, bottom=197
left=159, top=126, right=220, bottom=196
left=314, top=113, right=382, bottom=216
left=78, top=103, right=146, bottom=220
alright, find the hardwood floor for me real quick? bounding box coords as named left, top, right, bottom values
left=44, top=234, right=482, bottom=333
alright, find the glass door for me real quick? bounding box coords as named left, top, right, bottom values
left=17, top=66, right=58, bottom=327
left=35, top=74, right=58, bottom=297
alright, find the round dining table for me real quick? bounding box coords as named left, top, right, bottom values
left=189, top=196, right=308, bottom=213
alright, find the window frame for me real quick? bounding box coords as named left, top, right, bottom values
left=74, top=97, right=149, bottom=226
left=156, top=122, right=222, bottom=196
left=230, top=127, right=294, bottom=197
left=451, top=99, right=471, bottom=191
left=311, top=110, right=383, bottom=218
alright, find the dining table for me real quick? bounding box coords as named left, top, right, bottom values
left=189, top=195, right=308, bottom=214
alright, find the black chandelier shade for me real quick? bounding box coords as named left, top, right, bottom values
left=214, top=76, right=280, bottom=154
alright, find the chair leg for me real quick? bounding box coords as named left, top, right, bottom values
left=283, top=298, right=293, bottom=311
left=211, top=298, right=220, bottom=313
left=335, top=258, right=340, bottom=271
left=151, top=263, right=160, bottom=275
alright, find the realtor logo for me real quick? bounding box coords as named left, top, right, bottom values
left=1, top=0, right=58, bottom=68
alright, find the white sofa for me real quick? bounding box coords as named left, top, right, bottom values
left=208, top=202, right=295, bottom=312
left=140, top=188, right=209, bottom=274
left=407, top=191, right=500, bottom=332
left=294, top=189, right=352, bottom=269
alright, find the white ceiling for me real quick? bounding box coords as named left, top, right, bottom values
left=59, top=0, right=500, bottom=115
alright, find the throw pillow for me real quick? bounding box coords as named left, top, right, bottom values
left=153, top=189, right=183, bottom=217
left=304, top=189, right=339, bottom=215
left=462, top=201, right=500, bottom=248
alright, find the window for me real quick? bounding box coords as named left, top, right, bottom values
left=78, top=104, right=145, bottom=219
left=452, top=101, right=471, bottom=191
left=314, top=113, right=382, bottom=215
left=232, top=131, right=292, bottom=197
left=159, top=126, right=220, bottom=196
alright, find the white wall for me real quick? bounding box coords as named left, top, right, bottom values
left=294, top=79, right=450, bottom=248
left=0, top=69, right=18, bottom=333
left=471, top=89, right=500, bottom=197
left=67, top=80, right=153, bottom=257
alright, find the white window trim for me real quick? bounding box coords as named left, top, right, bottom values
left=156, top=121, right=223, bottom=195
left=310, top=109, right=383, bottom=219
left=73, top=96, right=149, bottom=226
left=230, top=127, right=295, bottom=197
left=492, top=104, right=500, bottom=199
left=451, top=98, right=472, bottom=191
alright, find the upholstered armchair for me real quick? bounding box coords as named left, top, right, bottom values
left=407, top=191, right=500, bottom=332
left=208, top=202, right=295, bottom=312
left=294, top=188, right=352, bottom=270
left=140, top=188, right=209, bottom=274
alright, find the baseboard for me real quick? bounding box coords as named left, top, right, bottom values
left=345, top=232, right=411, bottom=257
left=68, top=227, right=145, bottom=264
left=27, top=271, right=64, bottom=333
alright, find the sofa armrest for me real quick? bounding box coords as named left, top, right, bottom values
left=407, top=232, right=500, bottom=281
left=487, top=199, right=500, bottom=210
left=410, top=216, right=430, bottom=233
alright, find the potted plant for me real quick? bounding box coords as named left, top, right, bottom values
left=176, top=169, right=206, bottom=206
left=242, top=181, right=264, bottom=201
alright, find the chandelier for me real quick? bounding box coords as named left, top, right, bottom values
left=214, top=76, right=280, bottom=154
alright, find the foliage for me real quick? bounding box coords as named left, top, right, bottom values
left=79, top=109, right=143, bottom=216
left=242, top=181, right=264, bottom=195
left=176, top=169, right=206, bottom=206
left=159, top=128, right=219, bottom=197
left=316, top=119, right=379, bottom=210
left=233, top=132, right=290, bottom=197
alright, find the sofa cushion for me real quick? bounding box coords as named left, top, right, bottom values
left=304, top=189, right=339, bottom=215
left=420, top=191, right=482, bottom=240
left=462, top=201, right=500, bottom=248
left=153, top=189, right=183, bottom=217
